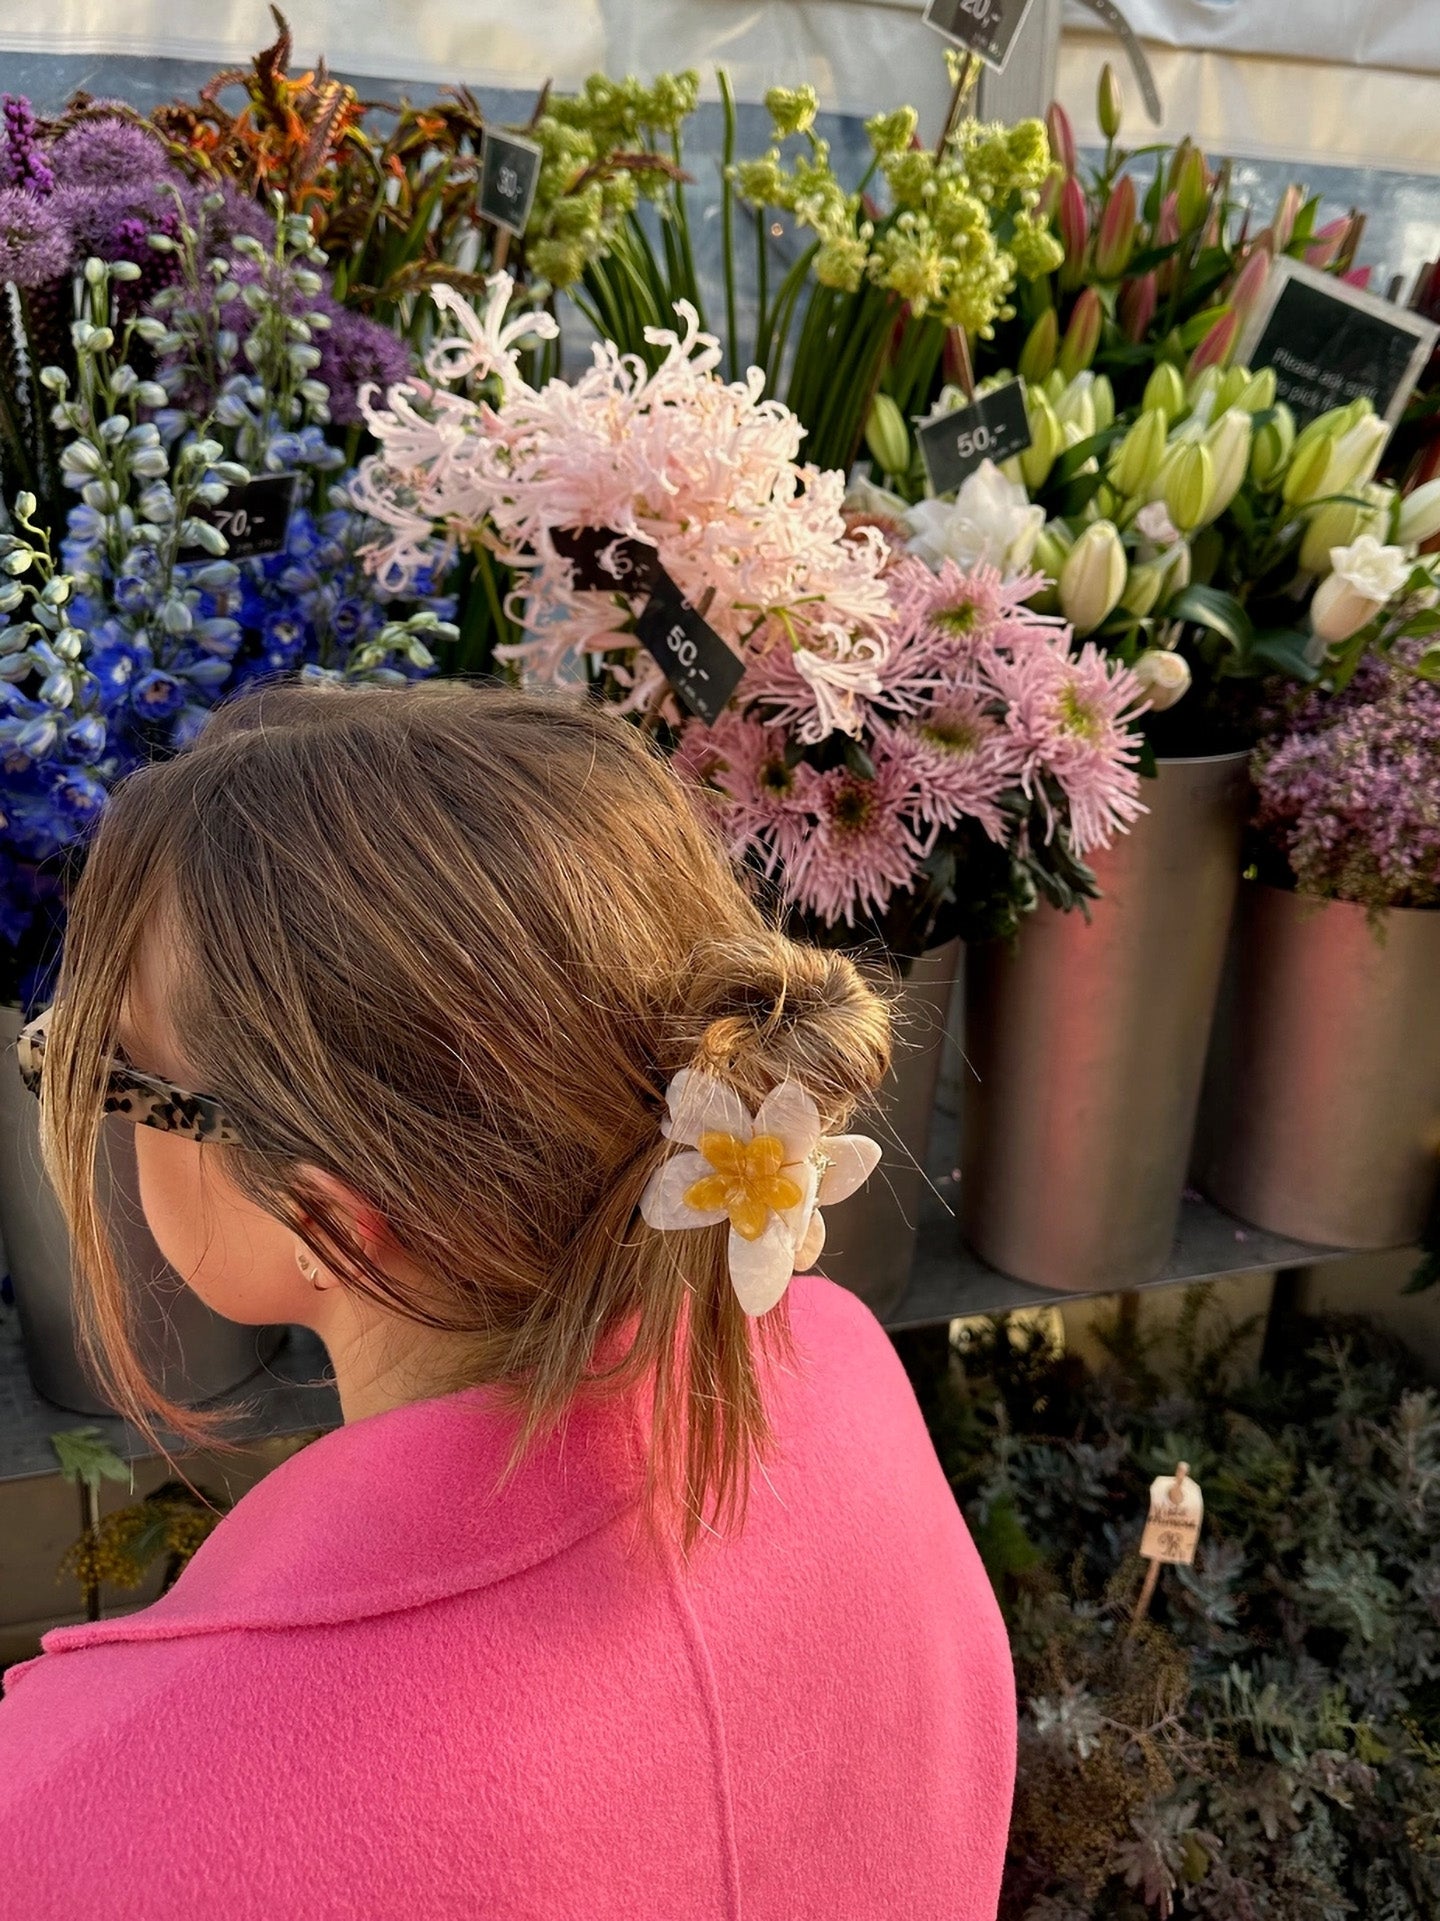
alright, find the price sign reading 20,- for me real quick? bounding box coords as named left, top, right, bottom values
left=923, top=0, right=1038, bottom=72
left=917, top=381, right=1033, bottom=497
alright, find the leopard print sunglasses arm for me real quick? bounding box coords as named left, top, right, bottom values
left=16, top=1009, right=243, bottom=1146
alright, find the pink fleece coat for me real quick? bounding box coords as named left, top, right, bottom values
left=0, top=1275, right=1015, bottom=1919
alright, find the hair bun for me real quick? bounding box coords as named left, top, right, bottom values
left=675, top=930, right=892, bottom=1132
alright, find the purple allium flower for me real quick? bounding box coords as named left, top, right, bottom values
left=314, top=304, right=414, bottom=427
left=2, top=95, right=53, bottom=196
left=1253, top=644, right=1440, bottom=912
left=47, top=119, right=172, bottom=191
left=0, top=186, right=71, bottom=286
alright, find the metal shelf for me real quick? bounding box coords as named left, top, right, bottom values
left=887, top=1109, right=1370, bottom=1331
left=0, top=1105, right=1382, bottom=1482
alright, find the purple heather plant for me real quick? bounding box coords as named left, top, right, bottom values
left=1, top=94, right=53, bottom=196
left=1252, top=644, right=1440, bottom=913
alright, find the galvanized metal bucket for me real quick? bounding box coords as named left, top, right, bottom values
left=1197, top=885, right=1440, bottom=1249
left=960, top=753, right=1251, bottom=1292
left=0, top=1005, right=284, bottom=1415
left=817, top=939, right=960, bottom=1320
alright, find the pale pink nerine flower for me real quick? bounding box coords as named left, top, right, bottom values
left=351, top=274, right=894, bottom=742
left=986, top=637, right=1150, bottom=853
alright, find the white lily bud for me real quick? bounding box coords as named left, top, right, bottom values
left=1396, top=478, right=1440, bottom=549
left=1133, top=647, right=1192, bottom=710
left=1059, top=519, right=1128, bottom=635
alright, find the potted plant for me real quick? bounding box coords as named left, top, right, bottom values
left=0, top=109, right=451, bottom=1410
left=856, top=109, right=1437, bottom=1288
left=1197, top=640, right=1440, bottom=1248
left=352, top=277, right=1145, bottom=1314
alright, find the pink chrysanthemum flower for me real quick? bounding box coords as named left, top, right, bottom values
left=784, top=753, right=929, bottom=927
left=676, top=712, right=810, bottom=869
left=878, top=690, right=1026, bottom=846
left=988, top=638, right=1149, bottom=853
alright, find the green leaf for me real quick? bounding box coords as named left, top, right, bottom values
left=1052, top=471, right=1109, bottom=519
left=1249, top=628, right=1321, bottom=682
left=50, top=1426, right=133, bottom=1493
left=1179, top=303, right=1232, bottom=349
left=1051, top=423, right=1125, bottom=486
left=1395, top=609, right=1440, bottom=640
left=1414, top=644, right=1440, bottom=684
left=1169, top=583, right=1254, bottom=655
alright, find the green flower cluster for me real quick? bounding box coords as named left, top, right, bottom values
left=525, top=70, right=702, bottom=289
left=732, top=90, right=1062, bottom=336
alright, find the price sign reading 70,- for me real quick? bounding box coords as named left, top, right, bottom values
left=189, top=473, right=299, bottom=560
left=916, top=382, right=1033, bottom=497
left=922, top=0, right=1038, bottom=72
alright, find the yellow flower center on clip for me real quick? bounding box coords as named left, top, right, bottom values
left=684, top=1131, right=805, bottom=1242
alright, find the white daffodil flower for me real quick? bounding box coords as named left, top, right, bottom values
left=640, top=1069, right=882, bottom=1316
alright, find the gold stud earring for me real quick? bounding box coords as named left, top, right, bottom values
left=296, top=1248, right=325, bottom=1290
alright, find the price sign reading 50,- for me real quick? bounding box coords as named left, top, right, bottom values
left=916, top=381, right=1033, bottom=497
left=923, top=0, right=1037, bottom=71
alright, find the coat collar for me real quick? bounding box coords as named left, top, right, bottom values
left=33, top=1372, right=650, bottom=1660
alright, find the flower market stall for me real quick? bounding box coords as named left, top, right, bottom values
left=0, top=3, right=1438, bottom=1914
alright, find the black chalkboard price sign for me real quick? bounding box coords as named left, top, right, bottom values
left=1235, top=258, right=1439, bottom=430
left=922, top=0, right=1037, bottom=72
left=551, top=526, right=662, bottom=596
left=190, top=473, right=298, bottom=559
left=917, top=381, right=1033, bottom=497
left=479, top=130, right=543, bottom=237
left=634, top=572, right=746, bottom=724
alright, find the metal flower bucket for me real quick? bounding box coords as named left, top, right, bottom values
left=1197, top=884, right=1440, bottom=1249
left=960, top=753, right=1251, bottom=1292
left=0, top=1005, right=284, bottom=1415
left=817, top=939, right=960, bottom=1320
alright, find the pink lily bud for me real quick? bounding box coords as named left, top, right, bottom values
left=1273, top=184, right=1303, bottom=253
left=1154, top=192, right=1180, bottom=251
left=1186, top=309, right=1240, bottom=379
left=1343, top=265, right=1373, bottom=290
left=1037, top=169, right=1062, bottom=224
left=1058, top=175, right=1090, bottom=290
left=1045, top=100, right=1077, bottom=176
left=1058, top=287, right=1103, bottom=381
left=1093, top=173, right=1138, bottom=280
left=1227, top=247, right=1272, bottom=324
left=1119, top=271, right=1158, bottom=344
left=1306, top=216, right=1348, bottom=271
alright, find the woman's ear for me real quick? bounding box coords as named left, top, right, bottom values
left=298, top=1167, right=395, bottom=1266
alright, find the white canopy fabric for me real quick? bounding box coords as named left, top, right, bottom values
left=1060, top=0, right=1440, bottom=173
left=0, top=0, right=952, bottom=123
left=3, top=0, right=1438, bottom=174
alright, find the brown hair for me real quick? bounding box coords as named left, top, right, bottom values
left=39, top=680, right=891, bottom=1551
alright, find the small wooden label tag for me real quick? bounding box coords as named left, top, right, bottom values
left=1140, top=1466, right=1204, bottom=1567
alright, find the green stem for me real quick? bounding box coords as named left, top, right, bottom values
left=757, top=238, right=821, bottom=388
left=719, top=70, right=739, bottom=380
left=756, top=203, right=770, bottom=364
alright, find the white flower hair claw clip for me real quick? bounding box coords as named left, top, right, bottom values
left=640, top=1068, right=883, bottom=1316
